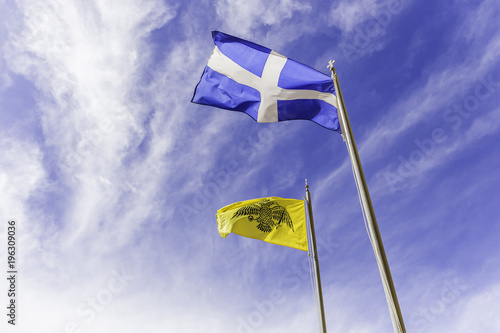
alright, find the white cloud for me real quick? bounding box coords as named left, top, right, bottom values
left=0, top=138, right=45, bottom=220
left=3, top=0, right=178, bottom=248
left=327, top=0, right=412, bottom=60
left=215, top=0, right=311, bottom=37
left=329, top=0, right=412, bottom=32
left=451, top=283, right=500, bottom=332
left=329, top=0, right=378, bottom=32
left=406, top=279, right=500, bottom=333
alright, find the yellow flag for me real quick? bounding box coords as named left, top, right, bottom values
left=216, top=197, right=308, bottom=251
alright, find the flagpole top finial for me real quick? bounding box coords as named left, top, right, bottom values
left=327, top=60, right=336, bottom=73
left=305, top=178, right=309, bottom=189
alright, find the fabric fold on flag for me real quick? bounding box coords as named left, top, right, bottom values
left=192, top=31, right=340, bottom=132
left=216, top=197, right=308, bottom=251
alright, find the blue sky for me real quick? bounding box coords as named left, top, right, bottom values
left=1, top=0, right=499, bottom=332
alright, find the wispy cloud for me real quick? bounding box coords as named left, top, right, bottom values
left=1, top=0, right=499, bottom=332
left=0, top=138, right=45, bottom=220
left=215, top=0, right=311, bottom=37
left=318, top=0, right=500, bottom=198
left=3, top=0, right=177, bottom=248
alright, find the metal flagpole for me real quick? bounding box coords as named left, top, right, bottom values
left=305, top=180, right=328, bottom=333
left=328, top=61, right=407, bottom=333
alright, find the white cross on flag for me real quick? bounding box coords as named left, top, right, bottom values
left=192, top=31, right=340, bottom=132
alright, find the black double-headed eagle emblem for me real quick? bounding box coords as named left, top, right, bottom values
left=232, top=199, right=294, bottom=233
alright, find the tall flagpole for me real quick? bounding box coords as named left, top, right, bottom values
left=305, top=180, right=328, bottom=333
left=328, top=61, right=407, bottom=333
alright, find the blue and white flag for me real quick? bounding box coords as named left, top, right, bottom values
left=192, top=31, right=340, bottom=132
